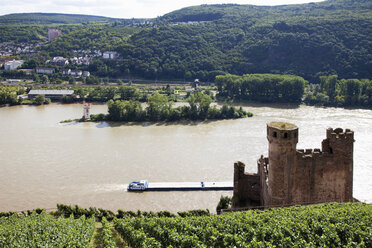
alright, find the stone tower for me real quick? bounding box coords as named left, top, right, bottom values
left=266, top=122, right=298, bottom=207
left=320, top=128, right=354, bottom=202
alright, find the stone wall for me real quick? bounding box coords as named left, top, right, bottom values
left=233, top=161, right=260, bottom=207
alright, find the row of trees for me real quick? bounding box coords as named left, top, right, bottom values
left=67, top=85, right=176, bottom=103
left=304, top=75, right=372, bottom=107
left=216, top=73, right=307, bottom=103
left=215, top=73, right=372, bottom=108
left=53, top=204, right=210, bottom=222
left=104, top=92, right=251, bottom=122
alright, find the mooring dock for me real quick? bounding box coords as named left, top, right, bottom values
left=127, top=181, right=233, bottom=192
left=148, top=182, right=233, bottom=191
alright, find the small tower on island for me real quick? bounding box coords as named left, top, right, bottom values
left=193, top=79, right=200, bottom=89
left=82, top=101, right=91, bottom=120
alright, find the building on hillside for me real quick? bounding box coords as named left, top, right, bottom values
left=4, top=60, right=24, bottom=70
left=82, top=57, right=90, bottom=65
left=49, top=56, right=69, bottom=66
left=102, top=51, right=118, bottom=60
left=233, top=122, right=354, bottom=209
left=7, top=79, right=22, bottom=83
left=59, top=68, right=89, bottom=78
left=60, top=68, right=71, bottom=75
left=70, top=56, right=90, bottom=65
left=28, top=89, right=74, bottom=100
left=48, top=29, right=62, bottom=42
left=0, top=57, right=14, bottom=67
left=19, top=69, right=33, bottom=75
left=82, top=71, right=90, bottom=77
left=36, top=68, right=55, bottom=74
left=70, top=70, right=83, bottom=77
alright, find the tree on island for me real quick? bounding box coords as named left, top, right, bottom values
left=102, top=91, right=251, bottom=123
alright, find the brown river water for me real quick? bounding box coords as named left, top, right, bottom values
left=0, top=103, right=371, bottom=213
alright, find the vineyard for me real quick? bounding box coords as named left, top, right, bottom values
left=0, top=211, right=95, bottom=247
left=0, top=202, right=371, bottom=247
left=113, top=202, right=371, bottom=247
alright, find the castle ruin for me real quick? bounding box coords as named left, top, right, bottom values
left=233, top=122, right=354, bottom=208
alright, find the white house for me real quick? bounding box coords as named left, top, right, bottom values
left=4, top=60, right=24, bottom=70
left=82, top=71, right=90, bottom=77
left=102, top=51, right=118, bottom=60
left=70, top=70, right=83, bottom=77
left=60, top=68, right=71, bottom=75
left=36, top=68, right=55, bottom=74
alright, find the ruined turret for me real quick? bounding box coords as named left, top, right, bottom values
left=321, top=128, right=354, bottom=202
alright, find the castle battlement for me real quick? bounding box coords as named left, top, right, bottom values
left=296, top=148, right=324, bottom=159
left=233, top=123, right=354, bottom=209
left=327, top=128, right=354, bottom=141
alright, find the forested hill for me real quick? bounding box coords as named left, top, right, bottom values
left=159, top=0, right=371, bottom=24
left=111, top=0, right=371, bottom=82
left=2, top=0, right=372, bottom=82
left=0, top=13, right=120, bottom=24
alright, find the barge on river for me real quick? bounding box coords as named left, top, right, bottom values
left=127, top=180, right=233, bottom=192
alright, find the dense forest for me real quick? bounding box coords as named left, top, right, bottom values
left=41, top=24, right=139, bottom=57
left=0, top=24, right=85, bottom=43
left=113, top=0, right=371, bottom=82
left=65, top=0, right=372, bottom=81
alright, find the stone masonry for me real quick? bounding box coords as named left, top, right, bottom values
left=233, top=122, right=354, bottom=208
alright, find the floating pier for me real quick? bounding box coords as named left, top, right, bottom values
left=127, top=181, right=233, bottom=192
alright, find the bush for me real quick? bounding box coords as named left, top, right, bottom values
left=216, top=195, right=232, bottom=214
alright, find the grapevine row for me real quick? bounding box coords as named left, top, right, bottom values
left=101, top=217, right=118, bottom=248
left=0, top=211, right=95, bottom=247
left=114, top=202, right=371, bottom=247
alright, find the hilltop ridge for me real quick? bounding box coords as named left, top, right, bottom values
left=0, top=12, right=125, bottom=25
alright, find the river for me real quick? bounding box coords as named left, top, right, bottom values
left=0, top=103, right=371, bottom=213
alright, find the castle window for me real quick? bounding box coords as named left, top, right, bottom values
left=251, top=183, right=260, bottom=191
left=284, top=133, right=288, bottom=139
left=329, top=148, right=333, bottom=154
left=273, top=132, right=277, bottom=138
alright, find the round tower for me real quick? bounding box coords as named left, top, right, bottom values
left=266, top=122, right=298, bottom=206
